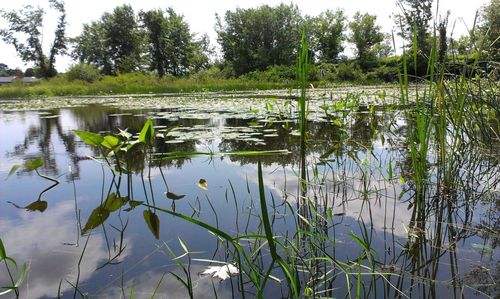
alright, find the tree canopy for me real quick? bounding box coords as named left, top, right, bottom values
left=0, top=0, right=67, bottom=78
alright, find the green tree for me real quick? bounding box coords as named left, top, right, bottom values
left=479, top=0, right=500, bottom=61
left=72, top=5, right=142, bottom=75
left=348, top=12, right=387, bottom=68
left=216, top=4, right=302, bottom=76
left=140, top=9, right=168, bottom=77
left=0, top=0, right=67, bottom=78
left=313, top=9, right=346, bottom=63
left=140, top=8, right=210, bottom=77
left=71, top=21, right=111, bottom=74
left=395, top=0, right=433, bottom=75
left=101, top=5, right=143, bottom=74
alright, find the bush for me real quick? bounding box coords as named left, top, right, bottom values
left=66, top=63, right=101, bottom=83
left=335, top=62, right=365, bottom=81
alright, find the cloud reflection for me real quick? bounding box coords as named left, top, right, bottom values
left=0, top=201, right=124, bottom=298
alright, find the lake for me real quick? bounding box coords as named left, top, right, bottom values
left=0, top=86, right=498, bottom=298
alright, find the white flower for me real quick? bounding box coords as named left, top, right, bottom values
left=201, top=264, right=239, bottom=281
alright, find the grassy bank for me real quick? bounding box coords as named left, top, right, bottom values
left=0, top=72, right=293, bottom=99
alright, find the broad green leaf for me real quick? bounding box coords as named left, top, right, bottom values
left=101, top=135, right=120, bottom=149
left=103, top=193, right=128, bottom=212
left=165, top=192, right=185, bottom=200
left=138, top=119, right=155, bottom=144
left=143, top=210, right=160, bottom=239
left=82, top=206, right=110, bottom=235
left=25, top=200, right=48, bottom=212
left=5, top=164, right=21, bottom=180
left=24, top=157, right=44, bottom=170
left=198, top=179, right=208, bottom=190
left=74, top=130, right=104, bottom=147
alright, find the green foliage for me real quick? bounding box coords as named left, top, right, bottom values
left=72, top=5, right=143, bottom=75
left=66, top=63, right=101, bottom=82
left=0, top=0, right=66, bottom=78
left=348, top=12, right=388, bottom=68
left=479, top=0, right=500, bottom=61
left=395, top=0, right=433, bottom=76
left=140, top=8, right=209, bottom=77
left=313, top=9, right=346, bottom=63
left=216, top=3, right=303, bottom=75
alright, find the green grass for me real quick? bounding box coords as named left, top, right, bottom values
left=0, top=72, right=291, bottom=98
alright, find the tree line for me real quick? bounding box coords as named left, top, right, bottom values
left=1, top=0, right=498, bottom=80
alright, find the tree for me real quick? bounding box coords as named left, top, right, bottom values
left=71, top=21, right=112, bottom=74
left=479, top=0, right=500, bottom=61
left=0, top=63, right=10, bottom=76
left=72, top=5, right=142, bottom=75
left=216, top=4, right=302, bottom=76
left=313, top=10, right=346, bottom=63
left=0, top=0, right=67, bottom=78
left=395, top=0, right=433, bottom=75
left=348, top=12, right=387, bottom=68
left=140, top=8, right=210, bottom=77
left=101, top=5, right=143, bottom=74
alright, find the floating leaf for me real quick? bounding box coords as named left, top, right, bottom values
left=198, top=179, right=208, bottom=190
left=24, top=157, right=44, bottom=170
left=82, top=206, right=110, bottom=235
left=165, top=192, right=186, bottom=200
left=101, top=135, right=120, bottom=149
left=102, top=193, right=128, bottom=212
left=74, top=130, right=104, bottom=147
left=138, top=119, right=155, bottom=144
left=25, top=200, right=48, bottom=212
left=143, top=210, right=160, bottom=239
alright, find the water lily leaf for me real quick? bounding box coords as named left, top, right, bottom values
left=25, top=200, right=48, bottom=212
left=101, top=135, right=120, bottom=149
left=5, top=164, right=21, bottom=180
left=143, top=210, right=160, bottom=239
left=103, top=193, right=128, bottom=212
left=166, top=192, right=186, bottom=200
left=82, top=206, right=110, bottom=235
left=198, top=179, right=208, bottom=190
left=24, top=157, right=44, bottom=170
left=138, top=119, right=155, bottom=144
left=74, top=130, right=104, bottom=147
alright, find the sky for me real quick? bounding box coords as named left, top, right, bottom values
left=0, top=0, right=490, bottom=72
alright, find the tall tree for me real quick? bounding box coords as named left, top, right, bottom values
left=0, top=0, right=67, bottom=78
left=101, top=5, right=143, bottom=74
left=72, top=5, right=142, bottom=75
left=313, top=9, right=346, bottom=63
left=395, top=0, right=433, bottom=75
left=71, top=21, right=111, bottom=74
left=140, top=8, right=210, bottom=77
left=479, top=0, right=500, bottom=61
left=348, top=12, right=387, bottom=68
left=216, top=4, right=302, bottom=75
left=140, top=9, right=168, bottom=77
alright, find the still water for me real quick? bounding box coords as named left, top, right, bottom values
left=0, top=89, right=498, bottom=298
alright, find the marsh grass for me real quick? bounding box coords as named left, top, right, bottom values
left=0, top=73, right=290, bottom=98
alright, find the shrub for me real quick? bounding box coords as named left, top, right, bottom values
left=66, top=63, right=101, bottom=83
